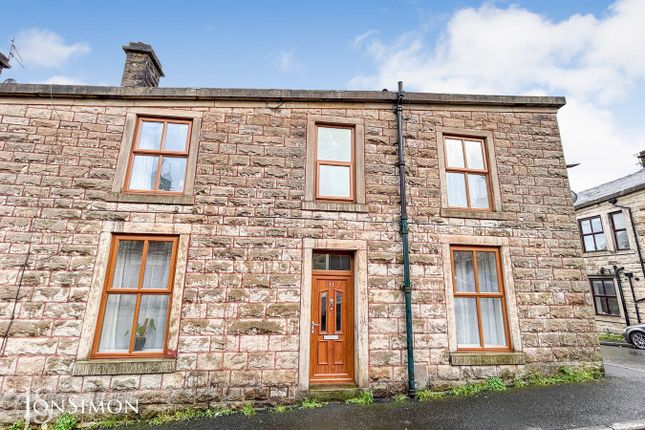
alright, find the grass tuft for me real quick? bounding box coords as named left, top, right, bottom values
left=272, top=404, right=288, bottom=413
left=52, top=413, right=78, bottom=430
left=300, top=398, right=326, bottom=409
left=416, top=390, right=447, bottom=401
left=392, top=393, right=408, bottom=403
left=345, top=390, right=374, bottom=405
left=599, top=331, right=624, bottom=342
left=9, top=421, right=24, bottom=430
left=240, top=403, right=255, bottom=416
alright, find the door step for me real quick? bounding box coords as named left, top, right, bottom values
left=300, top=385, right=363, bottom=401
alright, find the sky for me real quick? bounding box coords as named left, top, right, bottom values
left=2, top=0, right=644, bottom=192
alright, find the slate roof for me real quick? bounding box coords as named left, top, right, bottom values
left=574, top=168, right=645, bottom=209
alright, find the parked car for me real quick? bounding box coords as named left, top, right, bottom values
left=624, top=324, right=645, bottom=349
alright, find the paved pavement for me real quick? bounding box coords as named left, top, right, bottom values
left=133, top=345, right=645, bottom=430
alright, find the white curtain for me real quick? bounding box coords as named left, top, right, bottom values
left=481, top=298, right=506, bottom=347
left=142, top=241, right=172, bottom=289
left=111, top=241, right=143, bottom=289
left=447, top=173, right=467, bottom=207
left=454, top=251, right=475, bottom=292
left=129, top=155, right=159, bottom=190
left=455, top=297, right=479, bottom=348
left=134, top=296, right=168, bottom=351
left=477, top=252, right=499, bottom=292
left=98, top=294, right=136, bottom=352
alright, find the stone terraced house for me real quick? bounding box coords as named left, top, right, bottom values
left=574, top=154, right=645, bottom=335
left=0, top=42, right=601, bottom=421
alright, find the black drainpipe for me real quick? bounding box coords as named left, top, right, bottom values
left=609, top=198, right=644, bottom=323
left=612, top=265, right=631, bottom=327
left=395, top=81, right=416, bottom=397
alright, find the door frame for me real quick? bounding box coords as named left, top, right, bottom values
left=299, top=239, right=369, bottom=391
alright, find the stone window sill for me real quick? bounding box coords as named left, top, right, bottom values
left=583, top=249, right=635, bottom=258
left=106, top=192, right=194, bottom=205
left=440, top=208, right=512, bottom=220
left=73, top=358, right=176, bottom=376
left=302, top=201, right=368, bottom=213
left=450, top=352, right=525, bottom=366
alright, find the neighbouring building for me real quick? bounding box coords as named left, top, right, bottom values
left=0, top=42, right=601, bottom=422
left=574, top=153, right=645, bottom=335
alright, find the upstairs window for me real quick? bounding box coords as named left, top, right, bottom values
left=579, top=216, right=607, bottom=252
left=590, top=278, right=620, bottom=316
left=610, top=211, right=630, bottom=250
left=315, top=125, right=354, bottom=201
left=125, top=117, right=192, bottom=194
left=444, top=136, right=491, bottom=210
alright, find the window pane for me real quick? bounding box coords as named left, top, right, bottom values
left=129, top=155, right=159, bottom=191
left=98, top=294, right=136, bottom=352
left=329, top=254, right=350, bottom=270
left=446, top=173, right=467, bottom=207
left=580, top=220, right=591, bottom=234
left=158, top=157, right=187, bottom=192
left=615, top=230, right=630, bottom=250
left=591, top=280, right=605, bottom=295
left=445, top=138, right=464, bottom=168
left=321, top=292, right=327, bottom=332
left=336, top=291, right=342, bottom=332
left=138, top=121, right=163, bottom=150
left=594, top=233, right=607, bottom=251
left=111, top=240, right=144, bottom=289
left=480, top=298, right=506, bottom=348
left=583, top=235, right=596, bottom=252
left=591, top=217, right=603, bottom=233
left=611, top=212, right=626, bottom=229
left=317, top=127, right=352, bottom=162
left=142, top=241, right=173, bottom=289
left=455, top=297, right=480, bottom=348
left=603, top=280, right=616, bottom=296
left=468, top=174, right=490, bottom=209
left=319, top=165, right=351, bottom=198
left=454, top=251, right=476, bottom=292
left=477, top=251, right=499, bottom=292
left=464, top=140, right=484, bottom=169
left=164, top=123, right=189, bottom=152
left=594, top=297, right=606, bottom=314
left=313, top=253, right=328, bottom=270
left=134, top=295, right=169, bottom=352
left=607, top=298, right=620, bottom=316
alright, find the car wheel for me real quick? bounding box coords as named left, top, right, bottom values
left=630, top=332, right=645, bottom=349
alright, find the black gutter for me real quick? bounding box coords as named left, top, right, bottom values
left=609, top=198, right=644, bottom=323
left=395, top=81, right=416, bottom=398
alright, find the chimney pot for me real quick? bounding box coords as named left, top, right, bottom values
left=638, top=150, right=645, bottom=168
left=121, top=42, right=164, bottom=88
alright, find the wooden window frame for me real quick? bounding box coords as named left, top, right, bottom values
left=450, top=246, right=511, bottom=352
left=589, top=277, right=620, bottom=316
left=609, top=211, right=630, bottom=251
left=91, top=234, right=179, bottom=359
left=314, top=124, right=355, bottom=202
left=579, top=215, right=607, bottom=252
left=443, top=135, right=493, bottom=211
left=123, top=116, right=193, bottom=195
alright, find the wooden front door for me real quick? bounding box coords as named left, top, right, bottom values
left=310, top=253, right=354, bottom=385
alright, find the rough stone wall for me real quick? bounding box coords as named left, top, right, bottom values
left=0, top=98, right=601, bottom=421
left=121, top=52, right=162, bottom=87
left=576, top=190, right=645, bottom=333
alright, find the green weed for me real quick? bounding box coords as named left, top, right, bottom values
left=416, top=390, right=446, bottom=401
left=345, top=390, right=374, bottom=405
left=392, top=393, right=408, bottom=403
left=240, top=403, right=255, bottom=416
left=300, top=398, right=325, bottom=409
left=272, top=404, right=288, bottom=413
left=52, top=413, right=77, bottom=430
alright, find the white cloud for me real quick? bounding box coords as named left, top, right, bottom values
left=274, top=50, right=300, bottom=73
left=14, top=28, right=90, bottom=68
left=40, top=75, right=86, bottom=85
left=352, top=29, right=379, bottom=49
left=350, top=0, right=645, bottom=190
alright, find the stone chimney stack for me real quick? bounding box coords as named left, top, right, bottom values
left=0, top=52, right=11, bottom=76
left=121, top=42, right=164, bottom=88
left=638, top=150, right=645, bottom=169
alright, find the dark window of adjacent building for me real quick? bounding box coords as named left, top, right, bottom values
left=590, top=278, right=620, bottom=316
left=610, top=211, right=630, bottom=250
left=579, top=216, right=607, bottom=252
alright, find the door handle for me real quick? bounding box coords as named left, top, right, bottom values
left=311, top=321, right=320, bottom=334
